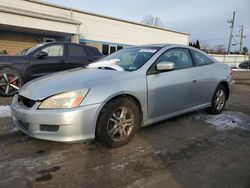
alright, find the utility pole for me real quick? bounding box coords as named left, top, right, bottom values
left=238, top=25, right=246, bottom=54
left=227, top=11, right=235, bottom=54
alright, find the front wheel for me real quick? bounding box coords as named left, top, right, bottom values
left=96, top=97, right=140, bottom=148
left=0, top=69, right=23, bottom=97
left=206, top=85, right=227, bottom=115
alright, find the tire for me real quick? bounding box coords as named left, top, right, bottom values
left=0, top=69, right=23, bottom=97
left=96, top=97, right=140, bottom=148
left=206, top=84, right=227, bottom=115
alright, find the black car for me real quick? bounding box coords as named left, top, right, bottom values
left=239, top=61, right=250, bottom=69
left=0, top=42, right=103, bottom=96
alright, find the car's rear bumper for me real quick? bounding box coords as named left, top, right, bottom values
left=228, top=78, right=235, bottom=96
left=11, top=95, right=102, bottom=142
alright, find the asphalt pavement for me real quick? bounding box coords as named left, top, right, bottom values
left=0, top=71, right=250, bottom=188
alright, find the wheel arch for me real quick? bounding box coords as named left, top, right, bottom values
left=0, top=65, right=13, bottom=70
left=218, top=81, right=229, bottom=100
left=108, top=93, right=142, bottom=116
left=0, top=66, right=25, bottom=80
left=95, top=93, right=144, bottom=134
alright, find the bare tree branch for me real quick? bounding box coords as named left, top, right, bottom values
left=141, top=15, right=164, bottom=28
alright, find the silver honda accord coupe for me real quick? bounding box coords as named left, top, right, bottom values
left=11, top=44, right=234, bottom=147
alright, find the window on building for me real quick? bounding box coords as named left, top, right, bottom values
left=41, top=45, right=63, bottom=56
left=68, top=44, right=87, bottom=57
left=102, top=44, right=109, bottom=55
left=43, top=37, right=56, bottom=43
left=110, top=46, right=116, bottom=54
left=117, top=46, right=123, bottom=51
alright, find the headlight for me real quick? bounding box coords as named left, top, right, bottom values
left=39, top=89, right=89, bottom=109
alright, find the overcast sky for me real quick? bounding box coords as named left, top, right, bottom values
left=45, top=0, right=250, bottom=51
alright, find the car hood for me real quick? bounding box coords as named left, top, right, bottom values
left=19, top=68, right=126, bottom=100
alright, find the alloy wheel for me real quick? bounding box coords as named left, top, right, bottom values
left=0, top=73, right=20, bottom=95
left=107, top=107, right=134, bottom=142
left=215, top=89, right=226, bottom=111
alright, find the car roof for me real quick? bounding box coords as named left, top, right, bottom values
left=126, top=44, right=192, bottom=50
left=42, top=42, right=101, bottom=50
left=130, top=44, right=168, bottom=48
left=44, top=41, right=85, bottom=45
left=44, top=42, right=188, bottom=49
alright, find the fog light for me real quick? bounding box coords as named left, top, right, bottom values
left=40, top=124, right=59, bottom=132
left=18, top=120, right=29, bottom=130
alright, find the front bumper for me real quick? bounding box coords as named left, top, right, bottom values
left=11, top=95, right=102, bottom=142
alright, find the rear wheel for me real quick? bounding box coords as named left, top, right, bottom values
left=206, top=84, right=227, bottom=115
left=0, top=69, right=23, bottom=97
left=96, top=97, right=140, bottom=148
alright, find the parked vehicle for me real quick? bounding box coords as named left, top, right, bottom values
left=0, top=42, right=103, bottom=96
left=11, top=44, right=234, bottom=148
left=239, top=61, right=250, bottom=69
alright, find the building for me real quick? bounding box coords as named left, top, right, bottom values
left=0, top=0, right=189, bottom=55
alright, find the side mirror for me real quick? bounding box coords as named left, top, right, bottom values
left=156, top=61, right=175, bottom=71
left=36, top=51, right=48, bottom=59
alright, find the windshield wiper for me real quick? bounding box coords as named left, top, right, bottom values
left=98, top=66, right=117, bottom=71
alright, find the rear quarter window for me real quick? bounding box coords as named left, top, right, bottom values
left=86, top=47, right=103, bottom=56
left=68, top=44, right=87, bottom=57
left=192, top=50, right=214, bottom=66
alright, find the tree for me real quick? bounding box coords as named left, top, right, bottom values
left=200, top=41, right=210, bottom=50
left=189, top=40, right=200, bottom=49
left=141, top=15, right=163, bottom=28
left=195, top=40, right=200, bottom=49
left=215, top=44, right=226, bottom=54
left=189, top=42, right=195, bottom=47
left=243, top=47, right=248, bottom=55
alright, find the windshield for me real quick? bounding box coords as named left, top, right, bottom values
left=88, top=47, right=160, bottom=71
left=16, top=43, right=45, bottom=55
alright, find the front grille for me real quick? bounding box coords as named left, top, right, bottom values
left=18, top=120, right=29, bottom=131
left=18, top=95, right=36, bottom=108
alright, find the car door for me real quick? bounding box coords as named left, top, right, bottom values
left=146, top=48, right=197, bottom=119
left=190, top=49, right=218, bottom=105
left=65, top=44, right=89, bottom=69
left=26, top=43, right=65, bottom=79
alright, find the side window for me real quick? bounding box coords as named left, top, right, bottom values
left=110, top=46, right=117, bottom=54
left=102, top=44, right=109, bottom=55
left=85, top=47, right=102, bottom=56
left=41, top=45, right=63, bottom=57
left=117, top=46, right=123, bottom=51
left=192, top=50, right=214, bottom=66
left=68, top=45, right=87, bottom=57
left=156, top=48, right=193, bottom=70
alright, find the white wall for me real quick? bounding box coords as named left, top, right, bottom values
left=0, top=11, right=78, bottom=34
left=210, top=54, right=249, bottom=68
left=73, top=12, right=189, bottom=45
left=0, top=0, right=71, bottom=19
left=0, top=0, right=189, bottom=45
